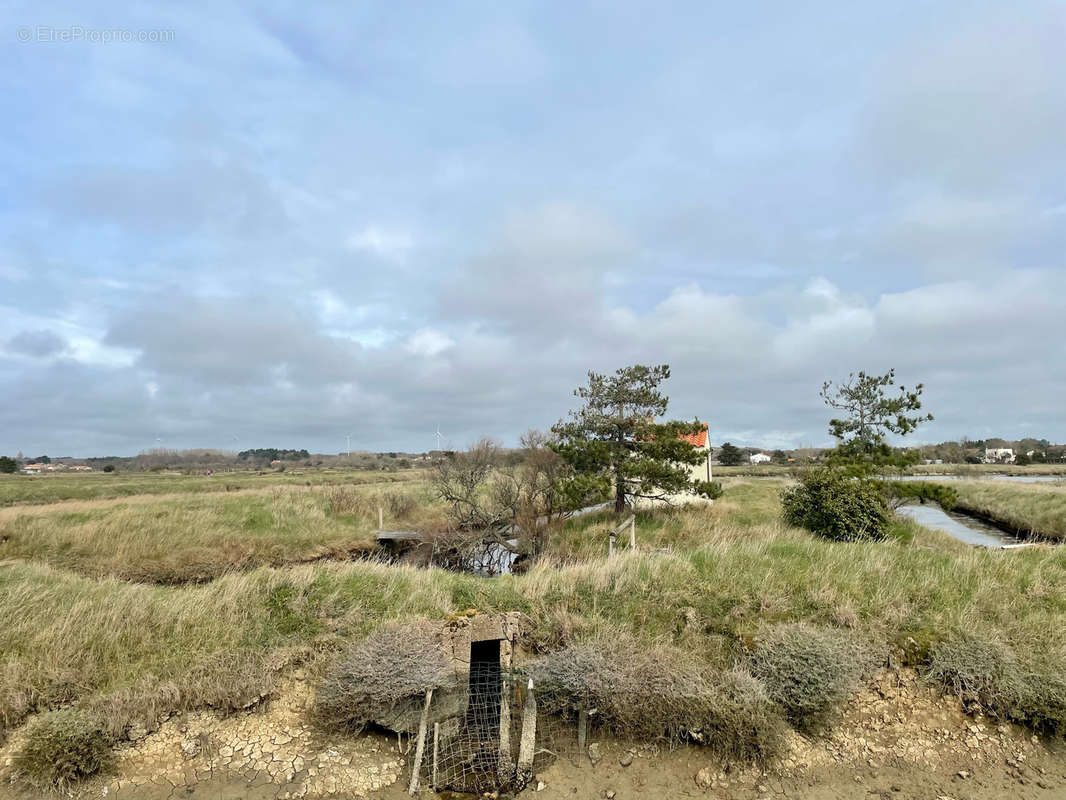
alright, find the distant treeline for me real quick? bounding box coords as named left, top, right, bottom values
left=236, top=448, right=311, bottom=462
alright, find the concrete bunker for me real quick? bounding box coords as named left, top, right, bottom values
left=395, top=612, right=549, bottom=794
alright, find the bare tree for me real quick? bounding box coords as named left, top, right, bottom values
left=432, top=437, right=505, bottom=530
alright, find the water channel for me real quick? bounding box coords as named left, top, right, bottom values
left=894, top=503, right=1023, bottom=548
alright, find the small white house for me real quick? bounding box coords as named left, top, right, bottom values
left=749, top=452, right=771, bottom=465
left=984, top=448, right=1015, bottom=464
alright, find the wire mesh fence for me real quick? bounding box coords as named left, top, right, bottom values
left=413, top=669, right=579, bottom=794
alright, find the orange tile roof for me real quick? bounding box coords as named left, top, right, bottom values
left=678, top=424, right=708, bottom=448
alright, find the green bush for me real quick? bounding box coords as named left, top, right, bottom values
left=529, top=636, right=786, bottom=762
left=694, top=480, right=725, bottom=500
left=885, top=480, right=958, bottom=510
left=749, top=623, right=877, bottom=732
left=781, top=468, right=889, bottom=541
left=313, top=621, right=453, bottom=734
left=13, top=709, right=114, bottom=791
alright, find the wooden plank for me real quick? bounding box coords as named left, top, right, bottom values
left=375, top=530, right=426, bottom=541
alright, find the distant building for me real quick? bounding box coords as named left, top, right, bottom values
left=984, top=448, right=1015, bottom=463
left=20, top=463, right=45, bottom=474
left=70, top=465, right=92, bottom=472
left=749, top=452, right=771, bottom=464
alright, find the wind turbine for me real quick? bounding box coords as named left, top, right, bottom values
left=434, top=425, right=443, bottom=451
left=346, top=433, right=352, bottom=457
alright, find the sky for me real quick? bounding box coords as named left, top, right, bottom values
left=2, top=1, right=1065, bottom=457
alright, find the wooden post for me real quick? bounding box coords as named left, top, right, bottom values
left=407, top=688, right=433, bottom=795
left=577, top=708, right=587, bottom=751
left=432, top=722, right=440, bottom=790
left=517, top=678, right=537, bottom=779
left=608, top=530, right=616, bottom=558
left=498, top=675, right=513, bottom=783
left=629, top=516, right=636, bottom=549
left=499, top=682, right=511, bottom=757
left=378, top=506, right=384, bottom=529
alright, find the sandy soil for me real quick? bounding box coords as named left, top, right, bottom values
left=4, top=667, right=1066, bottom=800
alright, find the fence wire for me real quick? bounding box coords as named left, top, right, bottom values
left=416, top=669, right=578, bottom=794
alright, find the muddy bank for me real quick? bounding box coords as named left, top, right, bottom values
left=3, top=667, right=1066, bottom=799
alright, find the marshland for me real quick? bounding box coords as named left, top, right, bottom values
left=2, top=459, right=1066, bottom=798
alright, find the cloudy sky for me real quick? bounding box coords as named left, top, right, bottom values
left=2, top=2, right=1064, bottom=457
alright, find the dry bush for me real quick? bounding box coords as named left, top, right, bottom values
left=384, top=491, right=418, bottom=518
left=324, top=487, right=371, bottom=517
left=926, top=635, right=1066, bottom=735
left=314, top=621, right=453, bottom=734
left=749, top=623, right=879, bottom=732
left=528, top=635, right=787, bottom=762
left=926, top=635, right=1024, bottom=713
left=12, top=709, right=114, bottom=792
left=694, top=668, right=788, bottom=763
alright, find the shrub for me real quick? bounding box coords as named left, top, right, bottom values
left=384, top=491, right=417, bottom=518
left=749, top=623, right=876, bottom=732
left=926, top=635, right=1066, bottom=735
left=529, top=636, right=786, bottom=761
left=781, top=468, right=889, bottom=541
left=696, top=669, right=788, bottom=763
left=314, top=621, right=453, bottom=734
left=694, top=480, right=725, bottom=500
left=324, top=487, right=370, bottom=517
left=885, top=480, right=958, bottom=510
left=1017, top=667, right=1066, bottom=737
left=925, top=635, right=1024, bottom=714
left=13, top=709, right=114, bottom=791
left=102, top=464, right=115, bottom=473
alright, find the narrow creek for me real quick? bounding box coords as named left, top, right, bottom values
left=895, top=503, right=1022, bottom=548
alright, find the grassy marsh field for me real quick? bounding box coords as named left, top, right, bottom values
left=0, top=481, right=440, bottom=582
left=1, top=469, right=1066, bottom=794
left=0, top=469, right=423, bottom=508
left=952, top=480, right=1066, bottom=540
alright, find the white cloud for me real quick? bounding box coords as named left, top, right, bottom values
left=406, top=328, right=454, bottom=357
left=345, top=227, right=413, bottom=259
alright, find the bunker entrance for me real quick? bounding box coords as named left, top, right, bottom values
left=467, top=639, right=502, bottom=737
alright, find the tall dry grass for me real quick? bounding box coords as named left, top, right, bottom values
left=0, top=483, right=442, bottom=582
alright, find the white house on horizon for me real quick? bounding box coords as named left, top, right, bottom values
left=984, top=448, right=1015, bottom=464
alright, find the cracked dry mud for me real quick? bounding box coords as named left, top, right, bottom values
left=2, top=667, right=1065, bottom=799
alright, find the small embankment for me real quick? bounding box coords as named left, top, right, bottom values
left=951, top=481, right=1066, bottom=541
left=3, top=664, right=1064, bottom=799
